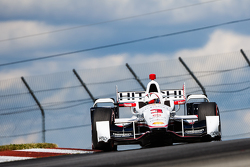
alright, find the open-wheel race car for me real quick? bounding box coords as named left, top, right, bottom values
left=90, top=74, right=221, bottom=151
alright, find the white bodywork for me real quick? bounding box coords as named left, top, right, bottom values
left=206, top=116, right=220, bottom=137
left=114, top=78, right=186, bottom=129
left=138, top=104, right=171, bottom=128
left=96, top=121, right=110, bottom=142
left=95, top=79, right=192, bottom=133
left=186, top=94, right=209, bottom=102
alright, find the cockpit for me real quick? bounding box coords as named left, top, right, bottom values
left=144, top=74, right=163, bottom=104
left=146, top=74, right=161, bottom=93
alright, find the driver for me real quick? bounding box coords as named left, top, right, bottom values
left=144, top=93, right=161, bottom=104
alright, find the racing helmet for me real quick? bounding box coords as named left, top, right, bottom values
left=144, top=93, right=161, bottom=104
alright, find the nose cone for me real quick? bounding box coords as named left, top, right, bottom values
left=143, top=105, right=170, bottom=129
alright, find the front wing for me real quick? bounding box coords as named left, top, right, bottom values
left=108, top=118, right=221, bottom=146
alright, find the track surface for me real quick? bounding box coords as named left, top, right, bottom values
left=2, top=138, right=250, bottom=167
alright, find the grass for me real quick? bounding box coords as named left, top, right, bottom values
left=0, top=143, right=58, bottom=151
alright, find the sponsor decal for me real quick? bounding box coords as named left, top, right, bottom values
left=151, top=109, right=163, bottom=114
left=113, top=133, right=133, bottom=137
left=152, top=114, right=161, bottom=117
left=185, top=129, right=204, bottom=134
left=210, top=131, right=220, bottom=137
left=119, top=103, right=136, bottom=107
left=152, top=122, right=164, bottom=125
left=151, top=109, right=163, bottom=117
left=98, top=136, right=109, bottom=142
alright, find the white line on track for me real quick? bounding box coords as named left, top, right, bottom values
left=17, top=148, right=94, bottom=154
left=0, top=156, right=34, bottom=163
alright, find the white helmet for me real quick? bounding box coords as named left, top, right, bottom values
left=144, top=93, right=161, bottom=104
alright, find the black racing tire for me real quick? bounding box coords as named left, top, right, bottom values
left=197, top=102, right=221, bottom=141
left=197, top=102, right=218, bottom=122
left=91, top=107, right=117, bottom=151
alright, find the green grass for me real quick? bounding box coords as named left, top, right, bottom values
left=0, top=143, right=58, bottom=151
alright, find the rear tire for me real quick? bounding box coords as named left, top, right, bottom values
left=197, top=102, right=218, bottom=121
left=91, top=107, right=117, bottom=151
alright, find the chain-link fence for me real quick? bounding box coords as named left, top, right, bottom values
left=0, top=50, right=249, bottom=149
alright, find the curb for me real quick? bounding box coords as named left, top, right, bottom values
left=0, top=148, right=100, bottom=163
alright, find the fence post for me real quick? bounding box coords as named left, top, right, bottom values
left=73, top=69, right=95, bottom=103
left=21, top=77, right=45, bottom=143
left=126, top=63, right=146, bottom=91
left=240, top=49, right=250, bottom=66
left=178, top=57, right=206, bottom=95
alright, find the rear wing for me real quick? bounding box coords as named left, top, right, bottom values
left=117, top=84, right=186, bottom=105
left=117, top=91, right=145, bottom=103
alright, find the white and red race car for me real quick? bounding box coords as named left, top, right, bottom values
left=90, top=74, right=221, bottom=151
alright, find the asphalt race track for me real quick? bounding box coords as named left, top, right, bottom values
left=2, top=138, right=250, bottom=167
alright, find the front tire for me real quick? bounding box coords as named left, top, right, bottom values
left=91, top=107, right=117, bottom=151
left=197, top=102, right=218, bottom=121
left=197, top=102, right=221, bottom=141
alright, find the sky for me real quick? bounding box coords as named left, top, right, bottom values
left=0, top=0, right=250, bottom=80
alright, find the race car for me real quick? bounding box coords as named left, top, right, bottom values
left=90, top=74, right=221, bottom=151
